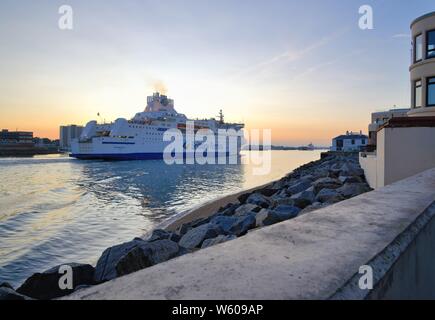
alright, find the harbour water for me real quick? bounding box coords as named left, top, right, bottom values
left=0, top=150, right=322, bottom=287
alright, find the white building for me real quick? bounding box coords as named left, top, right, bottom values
left=331, top=131, right=368, bottom=152
left=60, top=125, right=83, bottom=151
left=360, top=12, right=435, bottom=189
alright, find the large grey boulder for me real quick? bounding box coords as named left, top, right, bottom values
left=291, top=187, right=316, bottom=209
left=315, top=188, right=345, bottom=203
left=312, top=177, right=342, bottom=194
left=257, top=186, right=279, bottom=197
left=17, top=263, right=95, bottom=300
left=237, top=192, right=253, bottom=204
left=255, top=205, right=300, bottom=227
left=210, top=215, right=238, bottom=234
left=287, top=179, right=312, bottom=195
left=178, top=223, right=221, bottom=249
left=217, top=203, right=239, bottom=216
left=300, top=174, right=315, bottom=182
left=338, top=175, right=363, bottom=184
left=147, top=229, right=181, bottom=243
left=0, top=282, right=13, bottom=290
left=115, top=239, right=180, bottom=277
left=234, top=203, right=261, bottom=216
left=273, top=205, right=301, bottom=217
left=201, top=235, right=237, bottom=249
left=188, top=216, right=212, bottom=229
left=339, top=163, right=365, bottom=177
left=229, top=214, right=257, bottom=236
left=246, top=193, right=271, bottom=208
left=271, top=189, right=288, bottom=201
left=255, top=209, right=270, bottom=227
left=337, top=183, right=372, bottom=198
left=299, top=202, right=328, bottom=215
left=0, top=287, right=31, bottom=300
left=271, top=179, right=289, bottom=190
left=275, top=197, right=295, bottom=206
left=176, top=224, right=192, bottom=236
left=94, top=239, right=145, bottom=282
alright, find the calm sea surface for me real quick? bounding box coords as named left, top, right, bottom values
left=0, top=150, right=322, bottom=287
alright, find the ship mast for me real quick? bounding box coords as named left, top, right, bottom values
left=219, top=109, right=224, bottom=124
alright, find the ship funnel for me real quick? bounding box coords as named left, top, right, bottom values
left=80, top=121, right=97, bottom=141
left=110, top=118, right=129, bottom=137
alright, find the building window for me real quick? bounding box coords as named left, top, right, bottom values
left=428, top=30, right=435, bottom=59
left=428, top=77, right=435, bottom=106
left=415, top=80, right=422, bottom=108
left=415, top=34, right=423, bottom=62
left=351, top=139, right=355, bottom=145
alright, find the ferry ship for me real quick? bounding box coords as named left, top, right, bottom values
left=70, top=93, right=245, bottom=160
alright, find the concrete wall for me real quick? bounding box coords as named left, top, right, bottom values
left=359, top=153, right=378, bottom=188
left=384, top=127, right=435, bottom=185
left=360, top=129, right=386, bottom=189
left=367, top=202, right=435, bottom=299
left=65, top=168, right=435, bottom=300
left=360, top=127, right=435, bottom=189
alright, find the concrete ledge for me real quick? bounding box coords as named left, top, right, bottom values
left=65, top=168, right=435, bottom=300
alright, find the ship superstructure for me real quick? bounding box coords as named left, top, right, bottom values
left=70, top=93, right=244, bottom=160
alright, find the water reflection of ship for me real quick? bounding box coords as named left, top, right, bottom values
left=77, top=159, right=246, bottom=220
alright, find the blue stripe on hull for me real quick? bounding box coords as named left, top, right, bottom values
left=70, top=152, right=235, bottom=161
left=70, top=153, right=165, bottom=160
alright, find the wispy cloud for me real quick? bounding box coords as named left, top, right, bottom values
left=393, top=33, right=410, bottom=38
left=289, top=49, right=365, bottom=81
left=230, top=28, right=349, bottom=80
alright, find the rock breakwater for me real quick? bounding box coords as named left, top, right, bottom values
left=2, top=152, right=372, bottom=300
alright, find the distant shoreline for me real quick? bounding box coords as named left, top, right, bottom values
left=0, top=150, right=61, bottom=157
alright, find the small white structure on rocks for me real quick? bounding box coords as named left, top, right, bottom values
left=331, top=131, right=368, bottom=152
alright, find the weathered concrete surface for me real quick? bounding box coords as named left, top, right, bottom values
left=64, top=168, right=435, bottom=300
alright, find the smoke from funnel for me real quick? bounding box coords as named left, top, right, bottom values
left=153, top=80, right=167, bottom=95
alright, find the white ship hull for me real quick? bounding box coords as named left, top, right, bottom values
left=70, top=92, right=244, bottom=160
left=71, top=135, right=242, bottom=160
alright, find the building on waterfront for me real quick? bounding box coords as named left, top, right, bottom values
left=33, top=137, right=60, bottom=149
left=0, top=129, right=34, bottom=145
left=360, top=12, right=435, bottom=189
left=60, top=125, right=83, bottom=151
left=331, top=131, right=368, bottom=152
left=0, top=129, right=36, bottom=156
left=409, top=12, right=435, bottom=117
left=367, top=108, right=410, bottom=146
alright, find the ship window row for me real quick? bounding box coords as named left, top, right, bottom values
left=413, top=76, right=435, bottom=107
left=413, top=29, right=435, bottom=63
left=128, top=125, right=171, bottom=132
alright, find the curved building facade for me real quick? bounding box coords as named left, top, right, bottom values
left=409, top=12, right=435, bottom=116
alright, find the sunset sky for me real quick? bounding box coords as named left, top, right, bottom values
left=0, top=0, right=434, bottom=145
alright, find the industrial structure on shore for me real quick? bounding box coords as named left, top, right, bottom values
left=0, top=129, right=59, bottom=156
